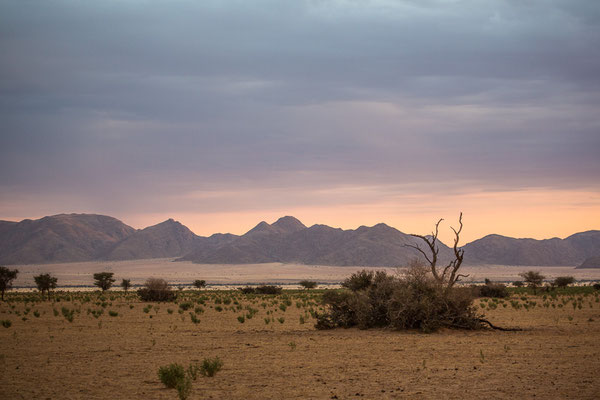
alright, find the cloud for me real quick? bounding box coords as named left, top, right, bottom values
left=0, top=0, right=599, bottom=230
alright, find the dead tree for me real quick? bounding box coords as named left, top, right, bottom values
left=406, top=212, right=467, bottom=289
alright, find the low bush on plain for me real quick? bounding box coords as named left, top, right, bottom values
left=200, top=357, right=223, bottom=377
left=138, top=278, right=177, bottom=302
left=478, top=282, right=509, bottom=298
left=158, top=363, right=186, bottom=389
left=316, top=267, right=483, bottom=333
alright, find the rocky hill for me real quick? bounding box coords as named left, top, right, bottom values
left=577, top=256, right=600, bottom=269
left=0, top=214, right=135, bottom=264
left=177, top=216, right=454, bottom=267
left=102, top=219, right=200, bottom=260
left=0, top=213, right=597, bottom=267
left=463, top=230, right=600, bottom=266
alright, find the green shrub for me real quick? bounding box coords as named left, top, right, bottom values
left=138, top=278, right=177, bottom=302
left=1, top=320, right=11, bottom=328
left=176, top=376, right=192, bottom=400
left=108, top=310, right=118, bottom=317
left=255, top=285, right=282, bottom=295
left=341, top=270, right=374, bottom=292
left=189, top=313, right=200, bottom=324
left=158, top=363, right=186, bottom=389
left=553, top=276, right=575, bottom=288
left=317, top=268, right=482, bottom=332
left=61, top=307, right=75, bottom=323
left=299, top=280, right=318, bottom=289
left=478, top=283, right=509, bottom=298
left=200, top=357, right=223, bottom=377
left=187, top=363, right=200, bottom=381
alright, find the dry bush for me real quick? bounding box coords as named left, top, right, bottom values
left=255, top=285, right=282, bottom=295
left=137, top=278, right=177, bottom=302
left=477, top=282, right=509, bottom=298
left=317, top=266, right=483, bottom=333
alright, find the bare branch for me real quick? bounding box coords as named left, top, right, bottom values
left=404, top=243, right=433, bottom=266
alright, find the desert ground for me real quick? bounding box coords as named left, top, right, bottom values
left=1, top=287, right=599, bottom=399
left=10, top=259, right=600, bottom=289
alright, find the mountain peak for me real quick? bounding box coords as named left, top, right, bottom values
left=272, top=216, right=306, bottom=233
left=245, top=221, right=275, bottom=235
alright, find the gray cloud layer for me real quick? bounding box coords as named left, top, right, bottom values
left=1, top=0, right=599, bottom=216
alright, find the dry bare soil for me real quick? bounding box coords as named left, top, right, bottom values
left=1, top=290, right=599, bottom=399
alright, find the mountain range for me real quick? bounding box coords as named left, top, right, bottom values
left=0, top=213, right=598, bottom=267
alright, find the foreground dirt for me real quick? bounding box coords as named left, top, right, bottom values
left=1, top=292, right=599, bottom=399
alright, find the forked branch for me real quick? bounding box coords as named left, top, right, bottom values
left=409, top=213, right=466, bottom=289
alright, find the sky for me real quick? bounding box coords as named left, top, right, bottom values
left=1, top=0, right=599, bottom=244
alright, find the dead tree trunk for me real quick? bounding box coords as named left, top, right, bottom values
left=406, top=213, right=467, bottom=290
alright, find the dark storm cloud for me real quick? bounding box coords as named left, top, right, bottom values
left=1, top=0, right=599, bottom=216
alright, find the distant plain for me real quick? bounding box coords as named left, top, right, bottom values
left=10, top=259, right=600, bottom=289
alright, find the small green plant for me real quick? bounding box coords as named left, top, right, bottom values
left=189, top=312, right=200, bottom=324
left=61, top=307, right=74, bottom=323
left=1, top=320, right=11, bottom=328
left=278, top=317, right=285, bottom=324
left=187, top=363, right=200, bottom=381
left=108, top=310, right=118, bottom=317
left=176, top=376, right=192, bottom=400
left=237, top=315, right=245, bottom=323
left=200, top=357, right=223, bottom=377
left=158, top=363, right=186, bottom=389
left=288, top=341, right=297, bottom=350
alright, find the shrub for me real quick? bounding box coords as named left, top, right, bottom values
left=1, top=319, right=11, bottom=328
left=316, top=268, right=482, bottom=333
left=341, top=270, right=374, bottom=292
left=299, top=280, right=318, bottom=289
left=255, top=285, right=282, bottom=295
left=189, top=313, right=200, bottom=324
left=512, top=281, right=524, bottom=287
left=200, top=357, right=223, bottom=377
left=478, top=282, right=509, bottom=298
left=158, top=363, right=186, bottom=389
left=137, top=278, right=177, bottom=302
left=187, top=363, right=200, bottom=381
left=553, top=276, right=575, bottom=288
left=594, top=283, right=600, bottom=290
left=193, top=280, right=206, bottom=289
left=238, top=287, right=255, bottom=294
left=108, top=310, right=118, bottom=317
left=176, top=376, right=192, bottom=400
